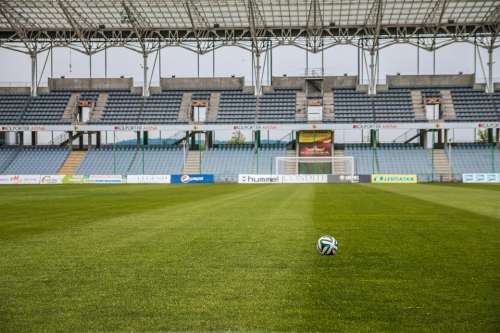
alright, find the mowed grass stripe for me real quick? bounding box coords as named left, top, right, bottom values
left=367, top=184, right=500, bottom=220
left=0, top=184, right=499, bottom=332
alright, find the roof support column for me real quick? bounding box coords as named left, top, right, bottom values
left=254, top=51, right=261, bottom=96
left=143, top=52, right=149, bottom=97
left=487, top=46, right=494, bottom=94
left=30, top=52, right=37, bottom=97
left=368, top=50, right=376, bottom=95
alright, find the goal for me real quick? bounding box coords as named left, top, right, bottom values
left=274, top=156, right=355, bottom=177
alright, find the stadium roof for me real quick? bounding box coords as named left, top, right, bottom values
left=0, top=0, right=499, bottom=54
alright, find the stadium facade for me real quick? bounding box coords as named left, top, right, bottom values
left=0, top=0, right=498, bottom=183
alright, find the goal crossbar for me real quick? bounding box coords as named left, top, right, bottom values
left=274, top=156, right=355, bottom=177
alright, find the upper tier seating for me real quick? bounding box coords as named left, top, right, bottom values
left=333, top=89, right=415, bottom=123
left=76, top=146, right=184, bottom=175
left=217, top=91, right=256, bottom=123
left=450, top=89, right=500, bottom=122
left=22, top=91, right=72, bottom=124
left=258, top=89, right=296, bottom=123
left=0, top=93, right=30, bottom=124
left=1, top=147, right=69, bottom=174
left=447, top=144, right=499, bottom=174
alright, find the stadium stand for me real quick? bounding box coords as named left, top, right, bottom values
left=76, top=146, right=184, bottom=175
left=333, top=89, right=415, bottom=123
left=1, top=147, right=69, bottom=174
left=447, top=144, right=499, bottom=174
left=0, top=147, right=19, bottom=173
left=21, top=91, right=72, bottom=124
left=450, top=89, right=500, bottom=122
left=345, top=144, right=434, bottom=177
left=0, top=93, right=30, bottom=124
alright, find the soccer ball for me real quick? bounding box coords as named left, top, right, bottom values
left=317, top=235, right=338, bottom=256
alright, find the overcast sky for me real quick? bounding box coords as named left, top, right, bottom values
left=0, top=42, right=499, bottom=87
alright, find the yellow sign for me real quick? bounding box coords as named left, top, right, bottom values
left=298, top=131, right=332, bottom=143
left=371, top=174, right=417, bottom=184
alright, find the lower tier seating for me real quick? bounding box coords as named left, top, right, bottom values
left=447, top=144, right=499, bottom=174
left=202, top=145, right=288, bottom=176
left=76, top=146, right=184, bottom=175
left=0, top=147, right=69, bottom=174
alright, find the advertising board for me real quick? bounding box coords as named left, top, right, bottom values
left=171, top=174, right=214, bottom=184
left=126, top=175, right=171, bottom=184
left=371, top=174, right=418, bottom=184
left=462, top=173, right=500, bottom=183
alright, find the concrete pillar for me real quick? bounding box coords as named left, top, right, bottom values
left=143, top=131, right=149, bottom=145
left=31, top=131, right=37, bottom=146
left=370, top=129, right=377, bottom=148
left=206, top=131, right=213, bottom=148
left=419, top=129, right=427, bottom=147
left=67, top=131, right=73, bottom=148
left=487, top=128, right=494, bottom=143
left=487, top=47, right=494, bottom=94
left=496, top=128, right=499, bottom=144
left=96, top=131, right=101, bottom=148
left=254, top=130, right=261, bottom=149
left=254, top=52, right=261, bottom=96
left=88, top=132, right=93, bottom=147
left=18, top=132, right=24, bottom=146
left=136, top=131, right=141, bottom=145
left=30, top=53, right=37, bottom=97
left=368, top=50, right=376, bottom=95
left=143, top=52, right=149, bottom=97
left=78, top=133, right=84, bottom=149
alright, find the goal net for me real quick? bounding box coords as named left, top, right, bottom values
left=275, top=156, right=355, bottom=178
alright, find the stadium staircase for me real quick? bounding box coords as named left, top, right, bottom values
left=62, top=93, right=80, bottom=122
left=178, top=92, right=192, bottom=122
left=333, top=149, right=346, bottom=175
left=89, top=92, right=108, bottom=122
left=410, top=90, right=426, bottom=121
left=295, top=91, right=307, bottom=122
left=206, top=92, right=220, bottom=122
left=58, top=150, right=86, bottom=175
left=433, top=149, right=451, bottom=181
left=440, top=90, right=457, bottom=120
left=183, top=150, right=201, bottom=174
left=283, top=150, right=297, bottom=174
left=323, top=92, right=335, bottom=121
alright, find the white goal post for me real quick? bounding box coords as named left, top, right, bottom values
left=274, top=156, right=355, bottom=178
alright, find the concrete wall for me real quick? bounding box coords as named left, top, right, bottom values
left=161, top=77, right=244, bottom=90
left=0, top=87, right=30, bottom=94
left=48, top=78, right=133, bottom=91
left=386, top=74, right=475, bottom=88
left=271, top=75, right=358, bottom=90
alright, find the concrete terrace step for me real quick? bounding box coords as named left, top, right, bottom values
left=58, top=150, right=86, bottom=175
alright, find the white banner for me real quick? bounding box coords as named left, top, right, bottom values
left=462, top=173, right=500, bottom=183
left=238, top=174, right=328, bottom=184
left=238, top=174, right=280, bottom=184
left=280, top=174, right=328, bottom=184
left=40, top=175, right=65, bottom=184
left=0, top=175, right=41, bottom=184
left=126, top=175, right=171, bottom=184
left=85, top=175, right=124, bottom=184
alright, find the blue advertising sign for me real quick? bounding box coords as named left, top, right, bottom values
left=171, top=174, right=214, bottom=184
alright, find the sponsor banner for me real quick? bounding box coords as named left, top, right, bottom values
left=239, top=174, right=280, bottom=184
left=0, top=175, right=41, bottom=184
left=85, top=175, right=124, bottom=184
left=463, top=173, right=500, bottom=183
left=40, top=175, right=65, bottom=184
left=358, top=175, right=372, bottom=183
left=327, top=175, right=360, bottom=183
left=63, top=175, right=87, bottom=184
left=127, top=175, right=171, bottom=184
left=371, top=174, right=418, bottom=184
left=298, top=131, right=332, bottom=143
left=171, top=174, right=214, bottom=184
left=280, top=174, right=328, bottom=183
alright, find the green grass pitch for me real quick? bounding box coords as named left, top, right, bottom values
left=0, top=183, right=499, bottom=332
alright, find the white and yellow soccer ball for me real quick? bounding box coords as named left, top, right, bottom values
left=317, top=235, right=338, bottom=256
